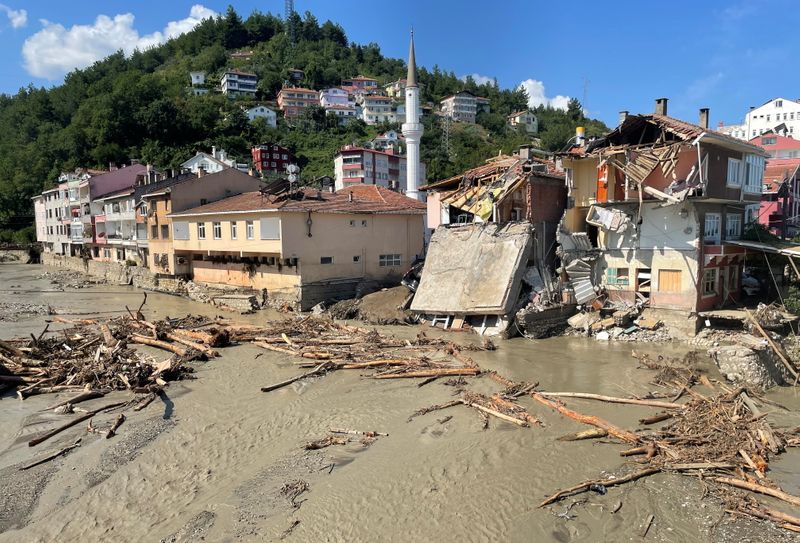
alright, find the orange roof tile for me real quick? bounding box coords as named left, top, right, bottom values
left=170, top=185, right=425, bottom=217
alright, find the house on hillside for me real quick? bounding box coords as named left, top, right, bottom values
left=181, top=147, right=246, bottom=174
left=277, top=87, right=318, bottom=119
left=221, top=70, right=258, bottom=98
left=244, top=105, right=277, bottom=126
left=508, top=110, right=538, bottom=134
left=559, top=99, right=767, bottom=323
left=166, top=185, right=426, bottom=309
left=334, top=146, right=426, bottom=193
left=252, top=144, right=294, bottom=176
left=440, top=91, right=490, bottom=124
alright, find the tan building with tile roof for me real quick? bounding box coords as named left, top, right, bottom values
left=167, top=185, right=426, bottom=308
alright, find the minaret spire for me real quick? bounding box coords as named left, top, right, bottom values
left=402, top=29, right=423, bottom=202
left=407, top=30, right=417, bottom=88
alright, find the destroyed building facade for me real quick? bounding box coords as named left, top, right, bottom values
left=560, top=99, right=768, bottom=317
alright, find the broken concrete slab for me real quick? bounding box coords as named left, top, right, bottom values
left=411, top=222, right=533, bottom=316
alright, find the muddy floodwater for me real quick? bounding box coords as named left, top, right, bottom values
left=2, top=263, right=800, bottom=542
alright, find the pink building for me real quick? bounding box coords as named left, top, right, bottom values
left=749, top=133, right=800, bottom=158
left=758, top=158, right=800, bottom=238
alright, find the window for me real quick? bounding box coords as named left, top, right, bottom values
left=658, top=269, right=682, bottom=293
left=726, top=214, right=742, bottom=240
left=353, top=255, right=360, bottom=262
left=745, top=204, right=760, bottom=224
left=349, top=219, right=356, bottom=227
left=230, top=221, right=237, bottom=239
left=246, top=220, right=254, bottom=239
left=200, top=198, right=208, bottom=206
left=116, top=250, right=124, bottom=261
left=776, top=100, right=783, bottom=108
left=151, top=225, right=158, bottom=239
left=703, top=268, right=718, bottom=296
left=320, top=256, right=333, bottom=264
left=726, top=158, right=742, bottom=187
left=161, top=225, right=169, bottom=239
left=361, top=220, right=368, bottom=227
left=766, top=115, right=771, bottom=122
left=704, top=213, right=721, bottom=244
left=213, top=222, right=222, bottom=239
left=197, top=222, right=206, bottom=239
left=744, top=154, right=765, bottom=193
left=103, top=248, right=111, bottom=258
left=606, top=267, right=629, bottom=286
left=379, top=254, right=402, bottom=267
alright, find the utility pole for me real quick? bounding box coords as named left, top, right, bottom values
left=285, top=0, right=296, bottom=45
left=441, top=115, right=453, bottom=160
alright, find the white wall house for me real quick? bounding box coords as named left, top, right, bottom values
left=319, top=88, right=351, bottom=108
left=189, top=71, right=208, bottom=96
left=244, top=105, right=277, bottom=127
left=359, top=95, right=395, bottom=125
left=718, top=98, right=800, bottom=140
left=440, top=91, right=490, bottom=124
left=181, top=147, right=243, bottom=174
left=508, top=110, right=538, bottom=134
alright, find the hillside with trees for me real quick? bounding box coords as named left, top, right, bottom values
left=0, top=7, right=609, bottom=241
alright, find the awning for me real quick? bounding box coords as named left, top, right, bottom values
left=725, top=240, right=800, bottom=258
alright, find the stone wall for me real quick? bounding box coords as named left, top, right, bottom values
left=0, top=249, right=29, bottom=263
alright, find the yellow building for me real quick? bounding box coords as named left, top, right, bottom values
left=140, top=168, right=263, bottom=275
left=167, top=185, right=426, bottom=308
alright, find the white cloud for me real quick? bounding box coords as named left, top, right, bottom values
left=518, top=78, right=571, bottom=111
left=685, top=71, right=724, bottom=101
left=22, top=4, right=216, bottom=79
left=462, top=73, right=494, bottom=86
left=0, top=3, right=26, bottom=28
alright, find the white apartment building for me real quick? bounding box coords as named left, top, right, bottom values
left=360, top=95, right=395, bottom=124
left=319, top=88, right=351, bottom=108
left=334, top=146, right=425, bottom=193
left=324, top=104, right=358, bottom=125
left=718, top=98, right=800, bottom=140
left=440, top=91, right=490, bottom=124
left=220, top=70, right=258, bottom=98
left=244, top=105, right=277, bottom=127
left=181, top=147, right=247, bottom=174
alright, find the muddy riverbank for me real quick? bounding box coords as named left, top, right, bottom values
left=2, top=263, right=800, bottom=542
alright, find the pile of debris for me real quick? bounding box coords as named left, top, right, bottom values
left=327, top=286, right=415, bottom=325
left=565, top=303, right=672, bottom=342
left=0, top=302, right=56, bottom=322
left=252, top=318, right=485, bottom=391
left=0, top=297, right=230, bottom=400
left=40, top=270, right=104, bottom=289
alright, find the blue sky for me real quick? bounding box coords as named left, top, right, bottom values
left=0, top=1, right=796, bottom=128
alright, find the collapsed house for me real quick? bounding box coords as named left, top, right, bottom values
left=559, top=99, right=768, bottom=333
left=411, top=150, right=567, bottom=336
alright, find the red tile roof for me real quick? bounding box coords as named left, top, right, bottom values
left=170, top=185, right=425, bottom=217
left=749, top=134, right=800, bottom=151
left=763, top=158, right=800, bottom=192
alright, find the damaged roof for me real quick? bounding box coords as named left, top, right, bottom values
left=570, top=114, right=767, bottom=157
left=169, top=185, right=426, bottom=217
left=421, top=154, right=564, bottom=221
left=763, top=158, right=800, bottom=193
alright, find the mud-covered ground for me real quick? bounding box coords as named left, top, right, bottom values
left=2, top=263, right=800, bottom=542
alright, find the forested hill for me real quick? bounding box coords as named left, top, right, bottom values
left=0, top=7, right=609, bottom=240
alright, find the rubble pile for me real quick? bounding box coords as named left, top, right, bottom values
left=564, top=303, right=673, bottom=342
left=327, top=286, right=415, bottom=325
left=0, top=302, right=56, bottom=322
left=40, top=270, right=104, bottom=289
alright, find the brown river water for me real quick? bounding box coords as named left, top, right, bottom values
left=1, top=263, right=800, bottom=542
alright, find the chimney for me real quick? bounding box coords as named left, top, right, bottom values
left=211, top=146, right=217, bottom=159
left=575, top=126, right=586, bottom=146
left=655, top=98, right=668, bottom=116
left=348, top=192, right=353, bottom=202
left=699, top=108, right=710, bottom=129
left=619, top=111, right=629, bottom=124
